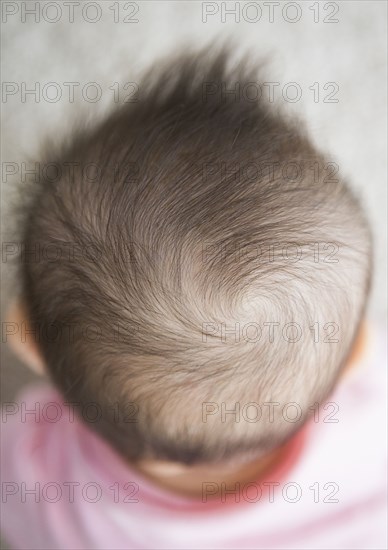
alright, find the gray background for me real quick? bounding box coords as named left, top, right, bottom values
left=1, top=0, right=387, bottom=410
left=1, top=2, right=387, bottom=548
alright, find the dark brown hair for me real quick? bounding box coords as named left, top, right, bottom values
left=20, top=48, right=372, bottom=465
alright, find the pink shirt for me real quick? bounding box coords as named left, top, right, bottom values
left=1, top=327, right=387, bottom=549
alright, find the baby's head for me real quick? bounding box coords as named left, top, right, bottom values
left=16, top=50, right=372, bottom=467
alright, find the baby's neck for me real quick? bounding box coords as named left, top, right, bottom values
left=132, top=445, right=290, bottom=499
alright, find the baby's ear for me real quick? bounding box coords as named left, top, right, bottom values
left=5, top=301, right=46, bottom=375
left=341, top=320, right=368, bottom=378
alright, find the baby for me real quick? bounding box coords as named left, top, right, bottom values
left=1, top=50, right=386, bottom=549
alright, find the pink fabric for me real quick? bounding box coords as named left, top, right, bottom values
left=1, top=327, right=386, bottom=549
